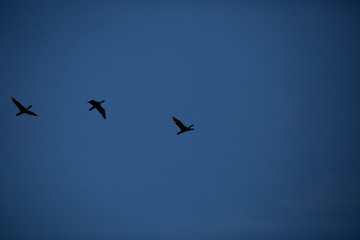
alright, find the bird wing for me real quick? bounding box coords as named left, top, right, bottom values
left=26, top=111, right=38, bottom=116
left=96, top=106, right=106, bottom=119
left=172, top=117, right=187, bottom=130
left=12, top=97, right=25, bottom=111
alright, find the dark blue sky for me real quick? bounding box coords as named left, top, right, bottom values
left=1, top=1, right=360, bottom=239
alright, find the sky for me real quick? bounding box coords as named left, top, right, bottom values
left=1, top=1, right=360, bottom=239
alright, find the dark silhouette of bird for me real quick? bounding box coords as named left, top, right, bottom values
left=88, top=100, right=106, bottom=119
left=172, top=116, right=194, bottom=135
left=11, top=97, right=38, bottom=116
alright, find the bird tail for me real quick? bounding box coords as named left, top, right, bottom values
left=16, top=112, right=23, bottom=116
left=89, top=106, right=95, bottom=111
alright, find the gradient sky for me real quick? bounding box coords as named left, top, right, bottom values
left=1, top=1, right=360, bottom=239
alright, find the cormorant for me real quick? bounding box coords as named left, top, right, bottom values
left=172, top=116, right=194, bottom=135
left=88, top=100, right=106, bottom=119
left=11, top=97, right=38, bottom=116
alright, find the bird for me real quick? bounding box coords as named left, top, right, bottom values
left=172, top=116, right=194, bottom=135
left=11, top=97, right=38, bottom=116
left=88, top=100, right=106, bottom=119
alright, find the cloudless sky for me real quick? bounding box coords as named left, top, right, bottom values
left=1, top=1, right=360, bottom=239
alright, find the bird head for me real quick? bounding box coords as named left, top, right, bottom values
left=27, top=105, right=32, bottom=109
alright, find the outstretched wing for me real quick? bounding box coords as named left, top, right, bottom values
left=172, top=116, right=187, bottom=131
left=26, top=111, right=38, bottom=116
left=12, top=97, right=25, bottom=111
left=96, top=106, right=106, bottom=119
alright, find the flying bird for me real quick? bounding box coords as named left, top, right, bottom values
left=11, top=97, right=38, bottom=116
left=172, top=116, right=194, bottom=135
left=88, top=100, right=106, bottom=119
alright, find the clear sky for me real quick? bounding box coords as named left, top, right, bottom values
left=1, top=1, right=360, bottom=239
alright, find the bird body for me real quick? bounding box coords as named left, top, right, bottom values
left=12, top=97, right=38, bottom=116
left=88, top=100, right=106, bottom=119
left=172, top=116, right=194, bottom=135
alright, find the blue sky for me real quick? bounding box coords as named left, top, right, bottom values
left=1, top=1, right=360, bottom=239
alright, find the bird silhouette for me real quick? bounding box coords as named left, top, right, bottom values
left=12, top=97, right=38, bottom=116
left=172, top=116, right=194, bottom=135
left=88, top=100, right=106, bottom=119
